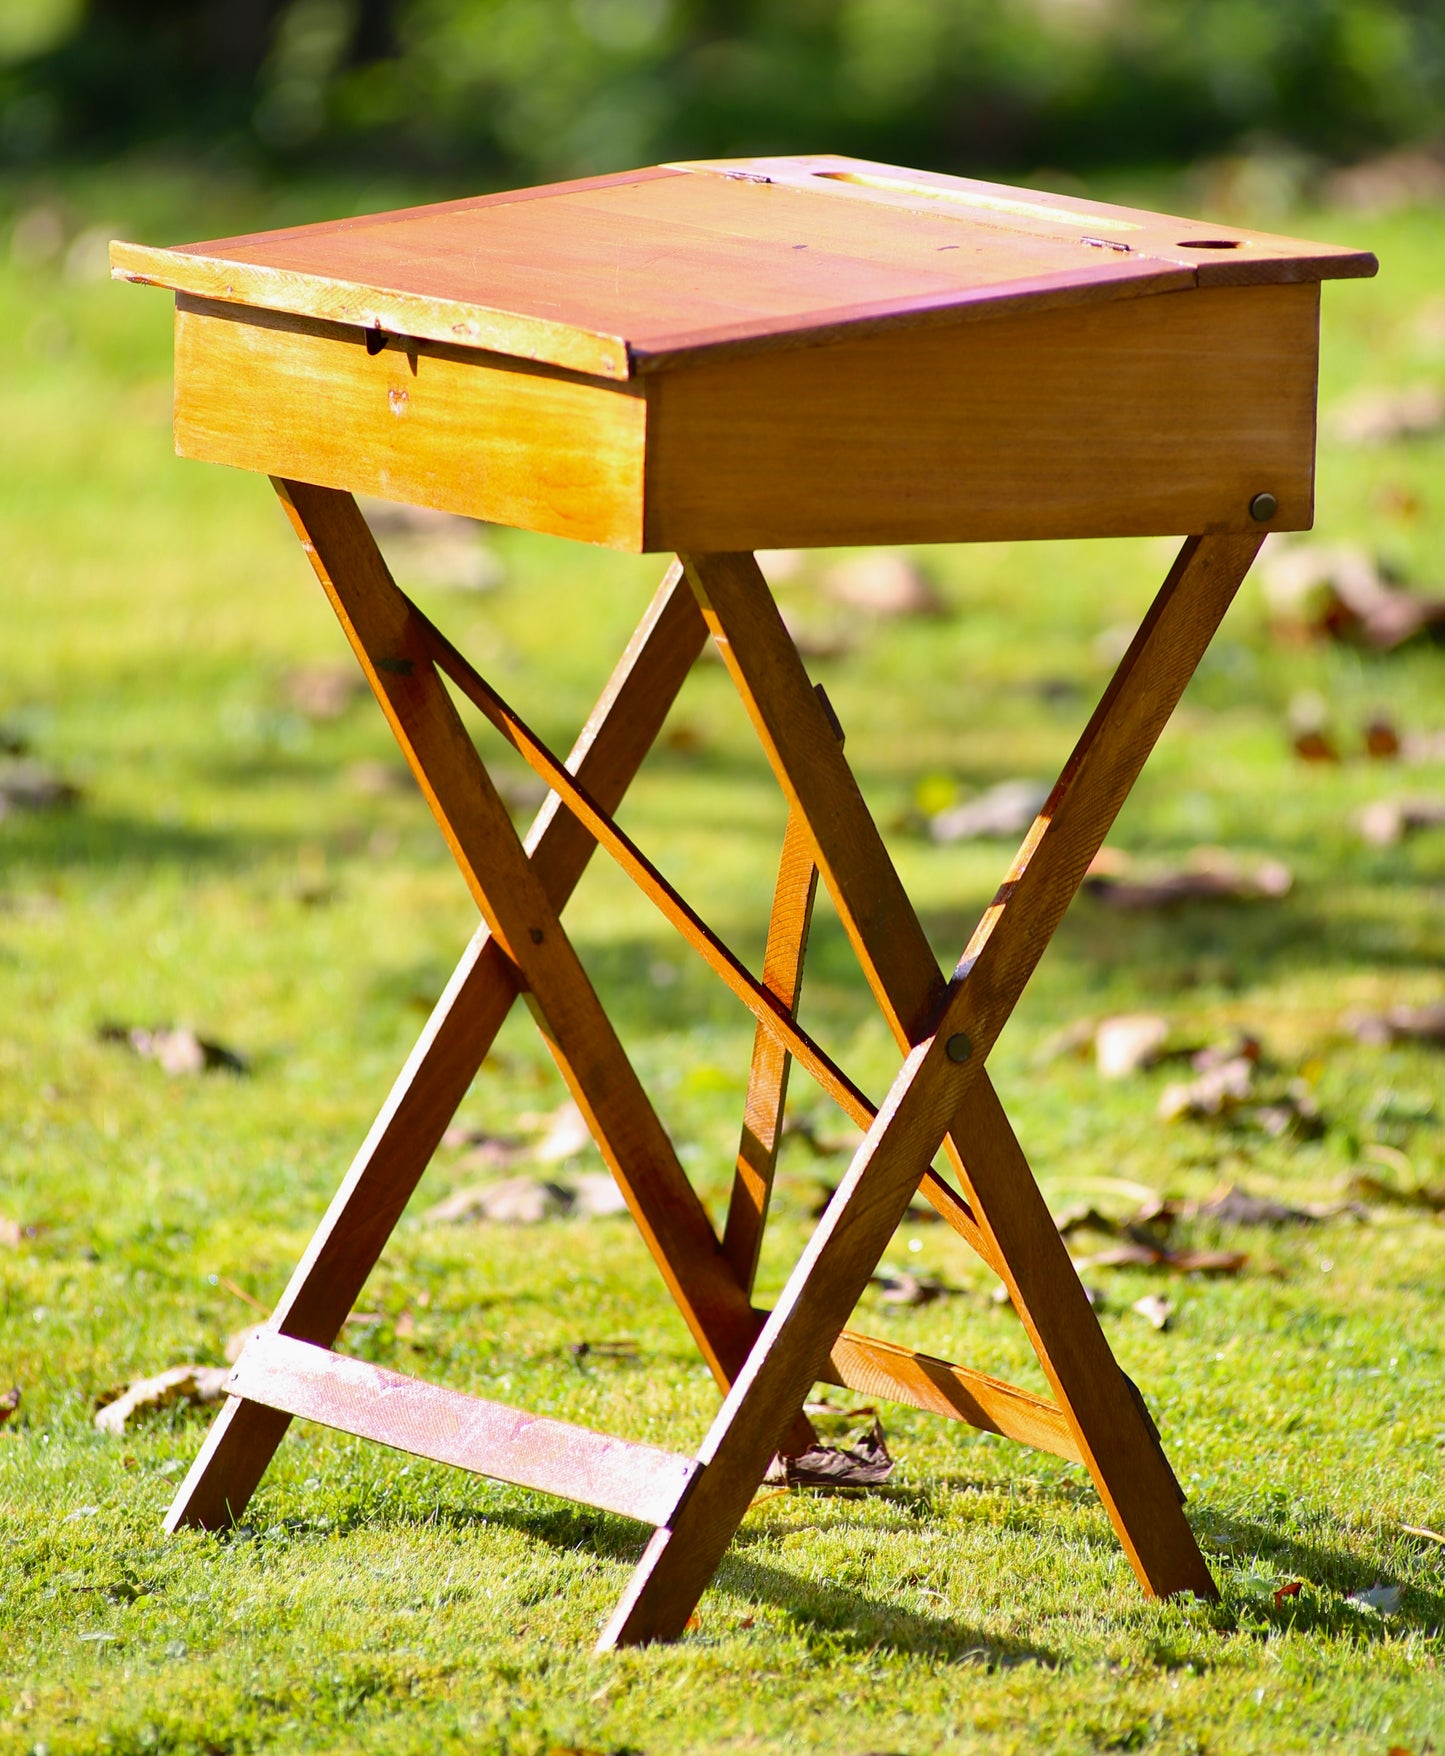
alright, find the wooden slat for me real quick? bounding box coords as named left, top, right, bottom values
left=173, top=300, right=648, bottom=550
left=166, top=560, right=709, bottom=1533
left=414, top=609, right=999, bottom=1273
left=722, top=800, right=821, bottom=1293
left=599, top=536, right=1256, bottom=1646
left=645, top=283, right=1320, bottom=549
left=229, top=1332, right=699, bottom=1527
left=823, top=1330, right=1080, bottom=1463
left=275, top=481, right=764, bottom=1394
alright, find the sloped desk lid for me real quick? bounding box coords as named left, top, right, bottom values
left=111, top=154, right=1376, bottom=383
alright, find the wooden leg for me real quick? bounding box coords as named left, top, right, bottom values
left=166, top=549, right=709, bottom=1531
left=721, top=772, right=827, bottom=1292
left=598, top=534, right=1260, bottom=1645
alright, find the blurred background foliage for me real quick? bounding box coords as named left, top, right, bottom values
left=2, top=0, right=1443, bottom=184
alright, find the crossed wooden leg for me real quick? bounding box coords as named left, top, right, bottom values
left=168, top=483, right=1260, bottom=1652
left=597, top=537, right=1260, bottom=1645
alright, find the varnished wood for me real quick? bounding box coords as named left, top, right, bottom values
left=173, top=299, right=648, bottom=550
left=168, top=280, right=1319, bottom=553
left=275, top=481, right=767, bottom=1392
left=413, top=609, right=1000, bottom=1271
left=119, top=158, right=1364, bottom=1650
left=166, top=561, right=709, bottom=1531
left=723, top=802, right=822, bottom=1293
left=229, top=1332, right=699, bottom=1526
left=644, top=283, right=1320, bottom=549
left=600, top=536, right=1256, bottom=1647
left=112, top=155, right=1373, bottom=380
left=823, top=1330, right=1080, bottom=1464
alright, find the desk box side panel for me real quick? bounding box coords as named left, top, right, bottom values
left=173, top=299, right=649, bottom=550
left=642, top=283, right=1319, bottom=550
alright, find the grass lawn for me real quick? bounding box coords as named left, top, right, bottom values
left=1, top=162, right=1443, bottom=1755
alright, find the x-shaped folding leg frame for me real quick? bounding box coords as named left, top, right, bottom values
left=168, top=476, right=1261, bottom=1646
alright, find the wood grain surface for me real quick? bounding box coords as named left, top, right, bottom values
left=113, top=154, right=1374, bottom=379
left=229, top=1332, right=699, bottom=1525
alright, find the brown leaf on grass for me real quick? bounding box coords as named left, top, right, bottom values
left=1085, top=850, right=1291, bottom=911
left=0, top=759, right=81, bottom=816
left=1159, top=1057, right=1256, bottom=1120
left=871, top=1270, right=951, bottom=1308
left=1356, top=797, right=1445, bottom=847
left=1345, top=1172, right=1445, bottom=1213
left=1348, top=998, right=1445, bottom=1047
left=424, top=1175, right=573, bottom=1224
left=1072, top=1239, right=1247, bottom=1276
left=821, top=552, right=944, bottom=618
left=279, top=663, right=366, bottom=720
left=1094, top=1014, right=1171, bottom=1079
left=1365, top=716, right=1402, bottom=759
left=926, top=779, right=1051, bottom=844
left=1292, top=728, right=1341, bottom=763
left=1132, top=1294, right=1172, bottom=1331
left=1329, top=383, right=1445, bottom=446
left=94, top=1365, right=231, bottom=1434
left=769, top=1418, right=895, bottom=1489
left=0, top=1386, right=19, bottom=1428
left=97, top=1024, right=247, bottom=1076
left=1191, top=1185, right=1333, bottom=1227
left=570, top=1173, right=628, bottom=1217
left=1272, top=1579, right=1304, bottom=1605
left=1261, top=541, right=1445, bottom=650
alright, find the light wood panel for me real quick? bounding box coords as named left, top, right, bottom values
left=230, top=1333, right=699, bottom=1526
left=173, top=298, right=647, bottom=549
left=645, top=283, right=1320, bottom=549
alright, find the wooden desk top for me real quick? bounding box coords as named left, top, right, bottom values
left=111, top=155, right=1374, bottom=383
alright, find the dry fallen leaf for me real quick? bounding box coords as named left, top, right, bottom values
left=1132, top=1294, right=1172, bottom=1331
left=1348, top=998, right=1445, bottom=1046
left=1094, top=1014, right=1171, bottom=1080
left=97, top=1024, right=248, bottom=1076
left=1086, top=849, right=1291, bottom=911
left=570, top=1173, right=628, bottom=1218
left=279, top=663, right=366, bottom=720
left=769, top=1418, right=895, bottom=1489
left=0, top=1386, right=20, bottom=1429
left=871, top=1270, right=950, bottom=1308
left=1365, top=715, right=1402, bottom=759
left=1260, top=540, right=1445, bottom=649
left=425, top=1175, right=574, bottom=1225
left=821, top=551, right=944, bottom=618
left=927, top=779, right=1050, bottom=844
left=1356, top=797, right=1445, bottom=847
left=94, top=1365, right=231, bottom=1435
left=1330, top=383, right=1445, bottom=446
left=0, top=759, right=80, bottom=817
left=1159, top=1057, right=1256, bottom=1121
left=1272, top=1580, right=1304, bottom=1606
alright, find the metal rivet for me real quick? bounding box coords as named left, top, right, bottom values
left=945, top=1032, right=972, bottom=1063
left=1249, top=491, right=1278, bottom=523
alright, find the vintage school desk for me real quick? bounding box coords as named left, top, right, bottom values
left=112, top=156, right=1375, bottom=1647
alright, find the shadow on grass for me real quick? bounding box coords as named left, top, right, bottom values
left=0, top=808, right=269, bottom=876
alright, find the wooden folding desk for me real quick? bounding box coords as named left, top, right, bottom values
left=112, top=156, right=1374, bottom=1647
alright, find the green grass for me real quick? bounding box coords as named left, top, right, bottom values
left=2, top=163, right=1443, bottom=1754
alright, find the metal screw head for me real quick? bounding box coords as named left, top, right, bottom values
left=1249, top=491, right=1278, bottom=523
left=945, top=1032, right=973, bottom=1063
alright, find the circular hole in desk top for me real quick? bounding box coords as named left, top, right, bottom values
left=1179, top=238, right=1242, bottom=249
